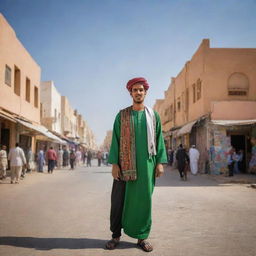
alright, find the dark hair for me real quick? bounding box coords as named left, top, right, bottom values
left=15, top=143, right=19, bottom=147
left=50, top=147, right=53, bottom=149
left=179, top=144, right=183, bottom=148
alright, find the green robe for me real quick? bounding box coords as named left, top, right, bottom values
left=108, top=109, right=167, bottom=239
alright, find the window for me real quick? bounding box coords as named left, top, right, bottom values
left=26, top=78, right=30, bottom=102
left=5, top=65, right=11, bottom=86
left=196, top=79, right=202, bottom=100
left=34, top=86, right=38, bottom=108
left=169, top=104, right=173, bottom=121
left=228, top=91, right=247, bottom=96
left=177, top=98, right=181, bottom=112
left=228, top=72, right=249, bottom=96
left=192, top=83, right=196, bottom=103
left=185, top=88, right=189, bottom=112
left=14, top=66, right=21, bottom=96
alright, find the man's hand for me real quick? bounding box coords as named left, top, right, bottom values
left=112, top=164, right=121, bottom=180
left=155, top=163, right=164, bottom=178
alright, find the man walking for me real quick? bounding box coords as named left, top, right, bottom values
left=176, top=144, right=189, bottom=180
left=0, top=145, right=8, bottom=180
left=106, top=77, right=167, bottom=252
left=87, top=150, right=92, bottom=167
left=8, top=143, right=26, bottom=184
left=189, top=145, right=200, bottom=175
left=46, top=147, right=57, bottom=174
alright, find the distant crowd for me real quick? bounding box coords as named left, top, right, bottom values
left=0, top=143, right=109, bottom=184
left=166, top=143, right=256, bottom=180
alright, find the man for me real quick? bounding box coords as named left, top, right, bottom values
left=8, top=143, right=26, bottom=184
left=37, top=148, right=45, bottom=173
left=106, top=77, right=167, bottom=252
left=87, top=150, right=92, bottom=167
left=0, top=145, right=8, bottom=180
left=63, top=146, right=69, bottom=168
left=176, top=144, right=189, bottom=180
left=189, top=145, right=200, bottom=175
left=26, top=147, right=34, bottom=173
left=97, top=150, right=102, bottom=166
left=46, top=147, right=57, bottom=173
left=57, top=146, right=63, bottom=169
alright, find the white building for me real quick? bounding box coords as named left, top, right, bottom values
left=40, top=81, right=62, bottom=134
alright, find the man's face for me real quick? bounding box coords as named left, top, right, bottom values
left=130, top=83, right=147, bottom=104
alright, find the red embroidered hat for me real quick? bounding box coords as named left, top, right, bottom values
left=126, top=77, right=149, bottom=91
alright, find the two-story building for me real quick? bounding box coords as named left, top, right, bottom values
left=0, top=13, right=41, bottom=153
left=154, top=39, right=256, bottom=174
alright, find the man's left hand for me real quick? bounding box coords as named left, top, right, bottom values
left=155, top=164, right=164, bottom=178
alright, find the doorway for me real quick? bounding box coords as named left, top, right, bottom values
left=230, top=135, right=248, bottom=173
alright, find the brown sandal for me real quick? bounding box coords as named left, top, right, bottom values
left=105, top=238, right=120, bottom=250
left=137, top=239, right=153, bottom=252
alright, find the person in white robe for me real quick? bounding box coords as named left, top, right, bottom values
left=189, top=145, right=200, bottom=175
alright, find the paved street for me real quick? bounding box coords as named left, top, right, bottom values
left=0, top=161, right=256, bottom=256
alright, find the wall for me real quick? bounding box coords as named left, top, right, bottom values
left=0, top=14, right=41, bottom=123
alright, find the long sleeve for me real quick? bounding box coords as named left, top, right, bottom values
left=154, top=111, right=167, bottom=164
left=108, top=113, right=121, bottom=165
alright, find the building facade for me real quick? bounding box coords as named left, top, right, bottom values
left=154, top=39, right=256, bottom=174
left=0, top=14, right=41, bottom=153
left=40, top=81, right=62, bottom=134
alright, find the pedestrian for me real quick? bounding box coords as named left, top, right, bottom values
left=46, top=147, right=57, bottom=174
left=37, top=148, right=45, bottom=172
left=249, top=143, right=256, bottom=174
left=8, top=143, right=27, bottom=184
left=167, top=148, right=174, bottom=166
left=105, top=77, right=167, bottom=252
left=82, top=149, right=87, bottom=165
left=189, top=145, right=200, bottom=175
left=75, top=148, right=82, bottom=166
left=87, top=150, right=92, bottom=167
left=70, top=149, right=76, bottom=170
left=57, top=146, right=63, bottom=169
left=26, top=147, right=35, bottom=173
left=97, top=150, right=102, bottom=166
left=176, top=144, right=190, bottom=180
left=0, top=145, right=8, bottom=180
left=63, top=146, right=69, bottom=167
left=227, top=147, right=235, bottom=176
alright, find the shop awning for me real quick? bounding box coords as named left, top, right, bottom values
left=16, top=119, right=66, bottom=144
left=211, top=119, right=256, bottom=126
left=0, top=109, right=17, bottom=123
left=177, top=120, right=197, bottom=136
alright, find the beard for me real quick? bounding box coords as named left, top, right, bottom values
left=134, top=99, right=144, bottom=104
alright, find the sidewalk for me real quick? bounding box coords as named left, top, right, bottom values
left=209, top=173, right=256, bottom=189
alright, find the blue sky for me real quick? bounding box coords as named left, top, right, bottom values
left=1, top=0, right=256, bottom=145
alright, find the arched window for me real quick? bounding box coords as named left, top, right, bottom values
left=228, top=72, right=249, bottom=96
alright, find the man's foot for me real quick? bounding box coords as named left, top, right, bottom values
left=105, top=238, right=120, bottom=250
left=137, top=239, right=153, bottom=252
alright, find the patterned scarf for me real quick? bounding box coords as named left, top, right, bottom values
left=119, top=106, right=156, bottom=181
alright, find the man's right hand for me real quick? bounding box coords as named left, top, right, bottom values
left=112, top=164, right=121, bottom=180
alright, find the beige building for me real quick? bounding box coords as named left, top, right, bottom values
left=0, top=13, right=41, bottom=152
left=61, top=97, right=97, bottom=149
left=61, top=96, right=77, bottom=140
left=154, top=39, right=256, bottom=174
left=102, top=130, right=113, bottom=152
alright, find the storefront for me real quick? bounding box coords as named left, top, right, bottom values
left=210, top=120, right=256, bottom=174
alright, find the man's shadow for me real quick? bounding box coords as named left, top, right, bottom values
left=0, top=237, right=134, bottom=251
